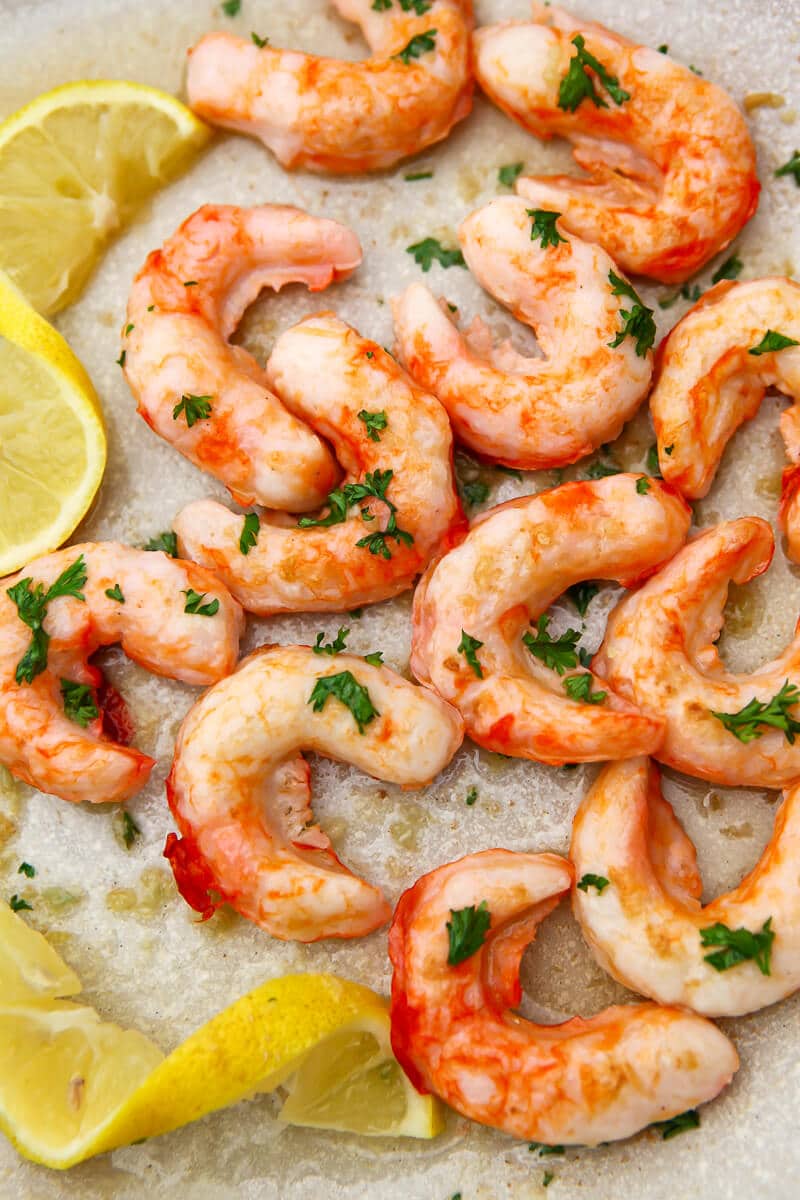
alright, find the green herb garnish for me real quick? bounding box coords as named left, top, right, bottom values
left=105, top=584, right=125, bottom=603
left=144, top=531, right=178, bottom=557
left=558, top=34, right=630, bottom=112
left=8, top=555, right=87, bottom=685
left=523, top=615, right=580, bottom=675
left=710, top=680, right=800, bottom=743
left=308, top=671, right=379, bottom=733
left=60, top=680, right=99, bottom=728
left=239, top=512, right=260, bottom=555
left=567, top=582, right=598, bottom=617
left=700, top=917, right=774, bottom=975
left=446, top=901, right=491, bottom=965
left=394, top=29, right=437, bottom=65
left=407, top=236, right=465, bottom=272
left=775, top=151, right=800, bottom=186
left=651, top=1110, right=700, bottom=1140
left=183, top=589, right=220, bottom=618
left=608, top=271, right=656, bottom=357
left=564, top=672, right=606, bottom=705
left=711, top=254, right=743, bottom=285
left=498, top=162, right=524, bottom=188
left=172, top=393, right=212, bottom=427
left=17, top=862, right=35, bottom=879
left=313, top=627, right=349, bottom=656
left=9, top=895, right=32, bottom=912
left=358, top=409, right=388, bottom=442
left=748, top=330, right=800, bottom=356
left=527, top=209, right=567, bottom=249
left=458, top=630, right=484, bottom=678
left=577, top=873, right=609, bottom=893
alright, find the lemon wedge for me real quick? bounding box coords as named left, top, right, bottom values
left=0, top=903, right=442, bottom=1169
left=0, top=80, right=210, bottom=315
left=0, top=269, right=106, bottom=576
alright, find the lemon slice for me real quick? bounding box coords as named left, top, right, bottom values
left=0, top=80, right=211, bottom=315
left=0, top=269, right=106, bottom=576
left=0, top=904, right=442, bottom=1169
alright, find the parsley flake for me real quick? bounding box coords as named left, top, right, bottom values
left=564, top=672, right=606, bottom=705
left=664, top=443, right=674, bottom=456
left=608, top=271, right=656, bottom=357
left=567, top=581, right=598, bottom=617
left=221, top=0, right=241, bottom=13
left=60, top=680, right=99, bottom=728
left=308, top=671, right=379, bottom=733
left=543, top=1173, right=554, bottom=1189
left=183, top=589, right=220, bottom=618
left=393, top=29, right=437, bottom=65
left=458, top=630, right=484, bottom=678
left=8, top=555, right=87, bottom=685
left=775, top=150, right=800, bottom=186
left=523, top=615, right=580, bottom=675
left=577, top=873, right=609, bottom=893
left=239, top=512, right=260, bottom=555
left=116, top=350, right=126, bottom=367
left=313, top=627, right=350, bottom=656
left=299, top=469, right=413, bottom=560
left=173, top=393, right=213, bottom=427
left=358, top=409, right=388, bottom=442
left=105, top=584, right=125, bottom=603
left=527, top=209, right=567, bottom=249
left=651, top=1110, right=700, bottom=1140
left=700, top=917, right=774, bottom=975
left=446, top=901, right=491, bottom=965
left=498, top=162, right=524, bottom=188
left=711, top=254, right=743, bottom=285
left=529, top=1143, right=565, bottom=1156
left=748, top=330, right=800, bottom=356
left=636, top=476, right=651, bottom=494
left=407, top=237, right=465, bottom=272
left=120, top=810, right=141, bottom=849
left=17, top=862, right=35, bottom=878
left=465, top=786, right=478, bottom=806
left=251, top=32, right=269, bottom=47
left=558, top=34, right=630, bottom=112
left=460, top=479, right=490, bottom=509
left=364, top=651, right=384, bottom=667
left=646, top=444, right=662, bottom=478
left=144, top=531, right=178, bottom=557
left=9, top=895, right=32, bottom=912
left=583, top=458, right=621, bottom=479
left=405, top=170, right=433, bottom=181
left=710, top=680, right=800, bottom=743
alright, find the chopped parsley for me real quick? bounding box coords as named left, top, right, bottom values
left=461, top=479, right=490, bottom=508
left=577, top=873, right=609, bottom=893
left=125, top=323, right=134, bottom=335
left=651, top=1110, right=700, bottom=1140
left=543, top=1173, right=554, bottom=1189
left=564, top=672, right=606, bottom=705
left=658, top=282, right=702, bottom=310
left=239, top=512, right=260, bottom=555
left=664, top=443, right=674, bottom=456
left=608, top=271, right=656, bottom=357
left=583, top=458, right=621, bottom=479
left=358, top=409, right=388, bottom=442
left=567, top=581, right=598, bottom=617
left=8, top=555, right=87, bottom=685
left=144, top=531, right=178, bottom=557
left=498, top=162, right=524, bottom=188
left=299, top=469, right=413, bottom=561
left=60, top=680, right=99, bottom=728
left=393, top=29, right=437, bottom=65
left=221, top=0, right=241, bottom=13
left=710, top=680, right=800, bottom=743
left=458, top=630, right=484, bottom=678
left=522, top=615, right=580, bottom=675
left=9, top=895, right=32, bottom=912
left=251, top=32, right=269, bottom=47
left=120, top=810, right=141, bottom=849
left=775, top=150, right=800, bottom=186
left=700, top=917, right=774, bottom=975
left=183, top=280, right=198, bottom=287
left=308, top=671, right=379, bottom=733
left=636, top=476, right=651, bottom=494
left=446, top=901, right=491, bottom=965
left=527, top=209, right=567, bottom=249
left=364, top=651, right=384, bottom=667
left=748, top=330, right=800, bottom=356
left=465, top=786, right=478, bottom=806
left=183, top=589, right=220, bottom=618
left=172, top=393, right=213, bottom=427
left=711, top=254, right=743, bottom=285
left=17, top=862, right=35, bottom=879
left=657, top=44, right=669, bottom=53
left=404, top=170, right=433, bottom=181
left=529, top=1143, right=565, bottom=1156
left=116, top=350, right=126, bottom=368
left=313, top=627, right=349, bottom=656
left=407, top=236, right=465, bottom=272
left=646, top=444, right=662, bottom=478
left=558, top=34, right=630, bottom=112
left=373, top=0, right=432, bottom=10
left=105, top=584, right=125, bottom=603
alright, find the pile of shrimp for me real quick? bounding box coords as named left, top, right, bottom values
left=6, top=0, right=800, bottom=1163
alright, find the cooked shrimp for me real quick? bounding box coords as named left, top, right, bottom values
left=186, top=0, right=473, bottom=174
left=165, top=644, right=463, bottom=942
left=411, top=475, right=690, bottom=764
left=123, top=204, right=362, bottom=512
left=389, top=849, right=738, bottom=1144
left=393, top=197, right=653, bottom=469
left=474, top=5, right=759, bottom=282
left=650, top=278, right=800, bottom=557
left=0, top=544, right=243, bottom=805
left=594, top=518, right=800, bottom=788
left=174, top=314, right=465, bottom=614
left=572, top=757, right=800, bottom=1017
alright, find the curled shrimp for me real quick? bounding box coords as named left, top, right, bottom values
left=186, top=0, right=473, bottom=174
left=473, top=5, right=759, bottom=283
left=650, top=278, right=800, bottom=558
left=0, top=544, right=243, bottom=805
left=393, top=196, right=653, bottom=469
left=389, top=849, right=738, bottom=1145
left=165, top=644, right=463, bottom=942
left=175, top=313, right=465, bottom=614
left=594, top=518, right=800, bottom=788
left=123, top=204, right=362, bottom=512
left=411, top=475, right=690, bottom=764
left=572, top=757, right=800, bottom=1017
